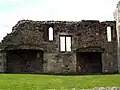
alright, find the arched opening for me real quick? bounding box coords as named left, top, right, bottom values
left=48, top=27, right=53, bottom=41
left=76, top=47, right=103, bottom=74
left=6, top=49, right=44, bottom=73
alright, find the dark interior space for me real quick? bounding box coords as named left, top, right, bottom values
left=6, top=49, right=43, bottom=73
left=76, top=52, right=102, bottom=74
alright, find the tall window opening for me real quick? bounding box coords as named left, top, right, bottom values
left=107, top=26, right=112, bottom=42
left=49, top=27, right=53, bottom=41
left=60, top=36, right=72, bottom=52
left=66, top=37, right=72, bottom=51
left=60, top=36, right=65, bottom=51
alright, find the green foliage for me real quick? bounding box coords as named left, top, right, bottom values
left=0, top=74, right=119, bottom=90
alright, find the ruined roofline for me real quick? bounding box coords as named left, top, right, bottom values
left=11, top=19, right=116, bottom=32
left=16, top=19, right=116, bottom=23
left=17, top=19, right=100, bottom=23
left=14, top=19, right=115, bottom=26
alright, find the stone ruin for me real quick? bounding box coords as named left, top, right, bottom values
left=0, top=20, right=118, bottom=74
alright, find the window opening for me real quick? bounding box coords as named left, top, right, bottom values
left=60, top=36, right=72, bottom=52
left=107, top=26, right=112, bottom=42
left=49, top=27, right=53, bottom=41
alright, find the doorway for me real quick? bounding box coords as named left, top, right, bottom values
left=6, top=49, right=43, bottom=73
left=76, top=52, right=102, bottom=74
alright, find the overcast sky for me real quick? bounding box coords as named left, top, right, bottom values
left=0, top=0, right=119, bottom=41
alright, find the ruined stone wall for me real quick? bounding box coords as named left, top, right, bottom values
left=0, top=51, right=6, bottom=72
left=73, top=20, right=117, bottom=73
left=1, top=20, right=118, bottom=74
left=101, top=21, right=117, bottom=73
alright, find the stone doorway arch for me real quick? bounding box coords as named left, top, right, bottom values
left=6, top=49, right=44, bottom=73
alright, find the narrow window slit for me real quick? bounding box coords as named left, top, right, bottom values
left=60, top=36, right=65, bottom=51
left=107, top=26, right=112, bottom=42
left=49, top=27, right=53, bottom=41
left=66, top=37, right=72, bottom=51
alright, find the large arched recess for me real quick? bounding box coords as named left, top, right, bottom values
left=6, top=49, right=44, bottom=73
left=76, top=47, right=104, bottom=74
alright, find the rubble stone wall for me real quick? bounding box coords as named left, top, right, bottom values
left=0, top=20, right=118, bottom=74
left=0, top=51, right=6, bottom=72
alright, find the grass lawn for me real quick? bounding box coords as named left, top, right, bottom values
left=0, top=74, right=119, bottom=90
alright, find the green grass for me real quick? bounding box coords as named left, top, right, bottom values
left=0, top=74, right=119, bottom=90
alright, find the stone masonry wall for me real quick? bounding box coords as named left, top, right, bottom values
left=0, top=51, right=6, bottom=72
left=0, top=20, right=118, bottom=74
